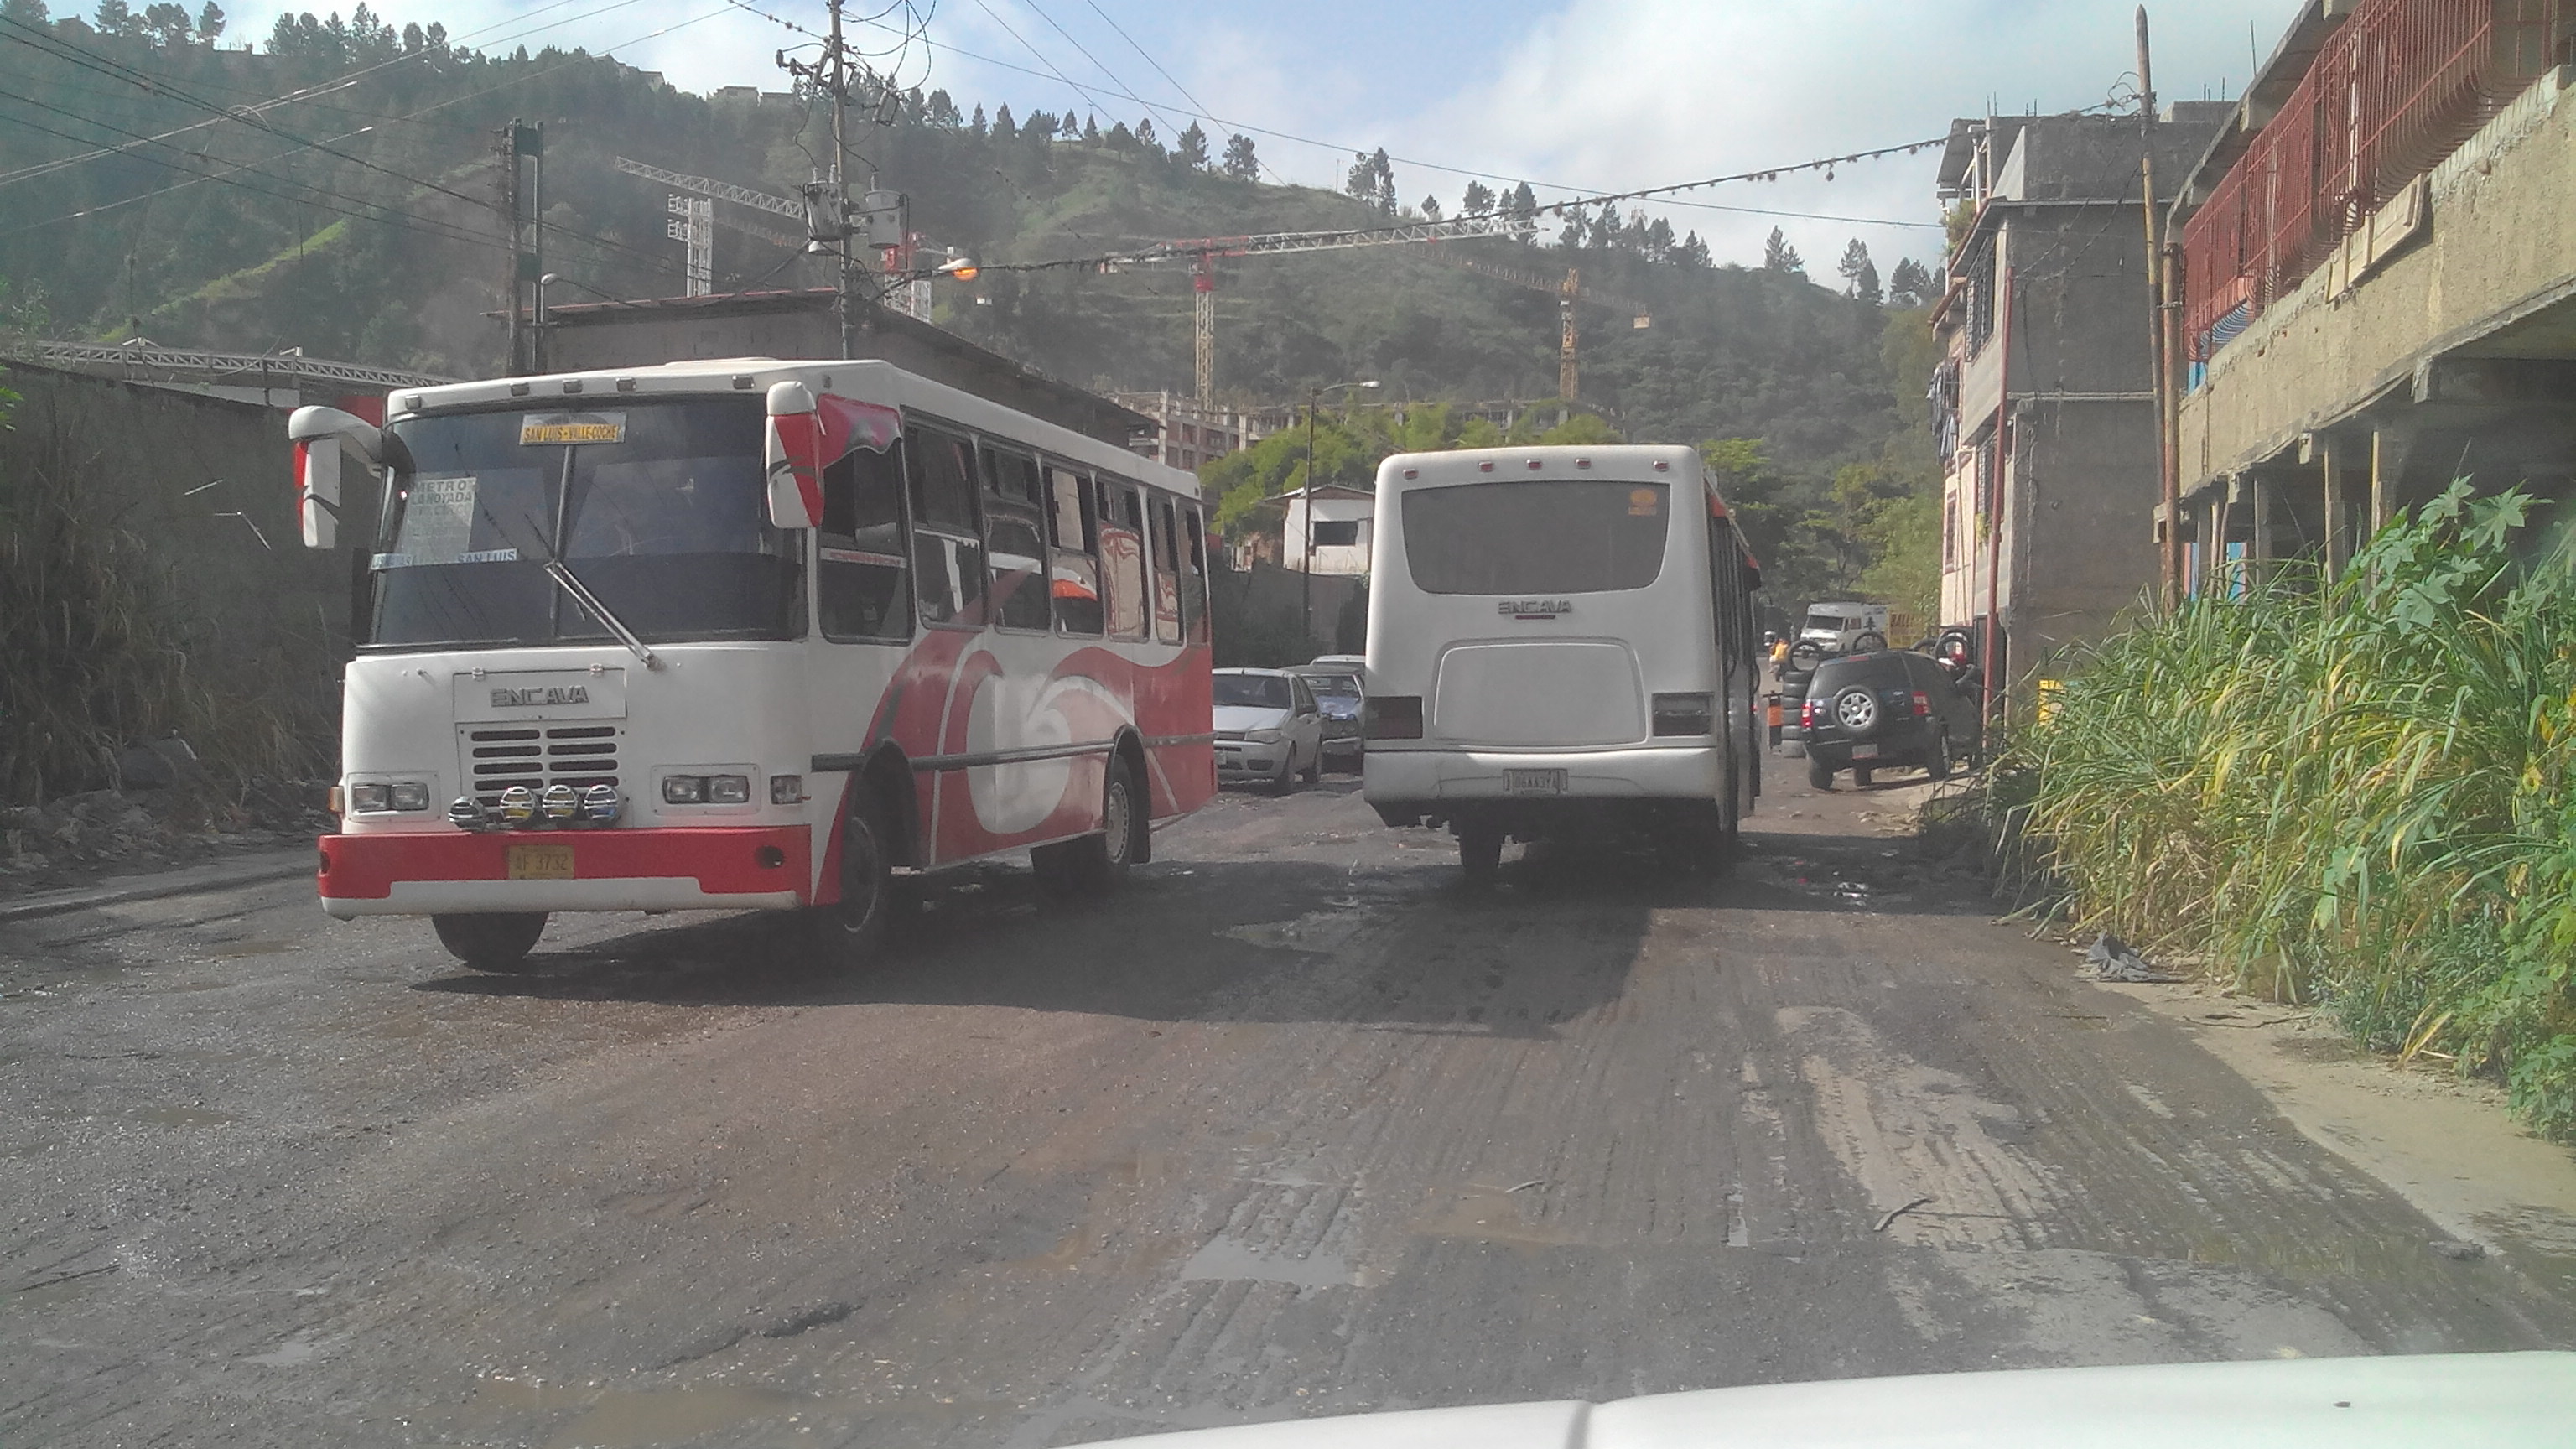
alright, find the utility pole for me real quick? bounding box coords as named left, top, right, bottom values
left=2137, top=6, right=2181, bottom=608
left=778, top=0, right=864, bottom=356
left=1559, top=267, right=1581, bottom=402
left=496, top=119, right=544, bottom=375
left=1981, top=267, right=2013, bottom=727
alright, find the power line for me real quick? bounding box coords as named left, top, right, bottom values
left=1077, top=0, right=1285, bottom=184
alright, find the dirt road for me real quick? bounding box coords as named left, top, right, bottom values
left=6, top=773, right=2573, bottom=1447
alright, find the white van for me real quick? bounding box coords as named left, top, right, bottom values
left=1796, top=601, right=1889, bottom=657
left=1359, top=444, right=1763, bottom=880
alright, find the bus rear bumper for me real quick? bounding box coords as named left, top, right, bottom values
left=316, top=826, right=812, bottom=918
left=1363, top=745, right=1723, bottom=826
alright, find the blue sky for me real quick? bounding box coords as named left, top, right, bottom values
left=277, top=0, right=2293, bottom=273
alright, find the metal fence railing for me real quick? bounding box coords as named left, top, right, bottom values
left=2183, top=0, right=2563, bottom=363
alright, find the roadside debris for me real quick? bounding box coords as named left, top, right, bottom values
left=2085, top=933, right=2185, bottom=984
left=2428, top=1239, right=2486, bottom=1261
left=1872, top=1195, right=1935, bottom=1232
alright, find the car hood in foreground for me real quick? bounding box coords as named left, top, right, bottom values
left=1071, top=1352, right=2575, bottom=1449
left=1213, top=704, right=1291, bottom=733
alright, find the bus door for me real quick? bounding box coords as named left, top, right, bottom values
left=902, top=423, right=984, bottom=863
left=966, top=440, right=1067, bottom=839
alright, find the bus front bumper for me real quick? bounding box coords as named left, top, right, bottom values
left=317, top=826, right=812, bottom=917
left=1363, top=745, right=1723, bottom=824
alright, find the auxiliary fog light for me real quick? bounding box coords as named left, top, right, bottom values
left=769, top=774, right=804, bottom=805
left=541, top=783, right=579, bottom=822
left=581, top=784, right=621, bottom=823
left=498, top=785, right=538, bottom=824
left=447, top=797, right=487, bottom=830
left=706, top=774, right=752, bottom=805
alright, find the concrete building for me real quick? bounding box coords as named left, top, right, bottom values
left=2169, top=0, right=2576, bottom=586
left=1109, top=391, right=1275, bottom=471
left=1279, top=483, right=1375, bottom=576
left=534, top=288, right=1157, bottom=449
left=1929, top=105, right=2229, bottom=679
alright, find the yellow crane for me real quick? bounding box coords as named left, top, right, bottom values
left=1417, top=247, right=1652, bottom=401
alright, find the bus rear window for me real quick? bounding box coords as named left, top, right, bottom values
left=1400, top=480, right=1669, bottom=595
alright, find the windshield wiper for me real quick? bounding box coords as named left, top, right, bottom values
left=489, top=504, right=663, bottom=670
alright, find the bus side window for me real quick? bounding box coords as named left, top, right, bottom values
left=818, top=441, right=911, bottom=642
left=1150, top=496, right=1182, bottom=645
left=980, top=444, right=1048, bottom=634
left=1099, top=480, right=1148, bottom=640
left=906, top=423, right=984, bottom=627
left=1182, top=504, right=1210, bottom=644
left=1046, top=465, right=1103, bottom=637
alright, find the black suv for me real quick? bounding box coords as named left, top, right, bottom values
left=1800, top=650, right=1980, bottom=788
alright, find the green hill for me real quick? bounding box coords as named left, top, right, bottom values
left=0, top=4, right=1937, bottom=611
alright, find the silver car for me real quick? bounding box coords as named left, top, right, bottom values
left=1213, top=668, right=1325, bottom=793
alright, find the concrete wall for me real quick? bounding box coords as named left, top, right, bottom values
left=0, top=364, right=361, bottom=795
left=2011, top=400, right=2162, bottom=667
left=1282, top=493, right=1374, bottom=576
left=2179, top=69, right=2576, bottom=491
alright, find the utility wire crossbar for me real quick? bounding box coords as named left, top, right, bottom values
left=14, top=340, right=457, bottom=389
left=612, top=155, right=804, bottom=219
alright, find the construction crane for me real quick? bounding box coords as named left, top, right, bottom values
left=616, top=156, right=943, bottom=317
left=1418, top=247, right=1651, bottom=402
left=1092, top=214, right=1538, bottom=408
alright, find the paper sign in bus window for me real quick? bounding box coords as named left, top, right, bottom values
left=1628, top=488, right=1660, bottom=517
left=402, top=474, right=481, bottom=564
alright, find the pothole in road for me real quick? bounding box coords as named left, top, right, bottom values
left=1179, top=1236, right=1357, bottom=1288
left=1220, top=911, right=1368, bottom=955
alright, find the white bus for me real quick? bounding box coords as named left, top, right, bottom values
left=290, top=357, right=1217, bottom=971
left=1358, top=444, right=1763, bottom=880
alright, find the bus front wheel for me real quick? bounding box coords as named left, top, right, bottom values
left=808, top=793, right=898, bottom=970
left=431, top=911, right=548, bottom=972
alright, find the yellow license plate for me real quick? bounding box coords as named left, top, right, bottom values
left=506, top=844, right=575, bottom=880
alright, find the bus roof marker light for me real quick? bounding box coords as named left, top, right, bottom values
left=733, top=374, right=756, bottom=389
left=1653, top=460, right=1669, bottom=470
left=562, top=379, right=582, bottom=394
left=1576, top=458, right=1592, bottom=469
left=509, top=382, right=531, bottom=397
left=1403, top=468, right=1418, bottom=479
left=615, top=377, right=637, bottom=392
left=1527, top=459, right=1542, bottom=470
left=1479, top=460, right=1495, bottom=472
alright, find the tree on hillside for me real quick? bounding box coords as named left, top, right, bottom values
left=1674, top=230, right=1711, bottom=268
left=4, top=0, right=52, bottom=23
left=194, top=2, right=219, bottom=41
left=1059, top=112, right=1080, bottom=141
left=141, top=0, right=189, bottom=44
left=923, top=90, right=960, bottom=127
left=1836, top=238, right=1873, bottom=298
left=969, top=103, right=986, bottom=135
left=1135, top=117, right=1158, bottom=151
left=1176, top=122, right=1208, bottom=169
left=1886, top=257, right=1933, bottom=307
left=1461, top=180, right=1493, bottom=214
left=1763, top=226, right=1804, bottom=274
left=1221, top=132, right=1257, bottom=180
left=991, top=104, right=1015, bottom=141
left=1643, top=215, right=1675, bottom=262
left=1083, top=114, right=1100, bottom=143
left=1346, top=148, right=1394, bottom=212
left=94, top=0, right=139, bottom=37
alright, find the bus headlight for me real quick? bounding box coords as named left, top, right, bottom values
left=662, top=776, right=706, bottom=804
left=347, top=782, right=389, bottom=813
left=706, top=774, right=751, bottom=804
left=387, top=781, right=432, bottom=812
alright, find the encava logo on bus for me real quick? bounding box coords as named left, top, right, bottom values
left=491, top=685, right=589, bottom=707
left=1498, top=599, right=1573, bottom=618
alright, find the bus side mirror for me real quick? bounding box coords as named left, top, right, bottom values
left=286, top=405, right=382, bottom=549
left=765, top=381, right=823, bottom=530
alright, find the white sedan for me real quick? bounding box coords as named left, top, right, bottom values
left=1213, top=667, right=1325, bottom=793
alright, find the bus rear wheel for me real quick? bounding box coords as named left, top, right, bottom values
left=1034, top=755, right=1141, bottom=896
left=808, top=792, right=898, bottom=971
left=431, top=911, right=548, bottom=972
left=1457, top=825, right=1504, bottom=886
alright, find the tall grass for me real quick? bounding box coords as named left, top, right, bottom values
left=1997, top=481, right=2576, bottom=1136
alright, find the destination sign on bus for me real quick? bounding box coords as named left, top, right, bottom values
left=519, top=413, right=627, bottom=446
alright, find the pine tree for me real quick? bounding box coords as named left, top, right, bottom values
left=970, top=103, right=986, bottom=136
left=1345, top=150, right=1376, bottom=203
left=1059, top=112, right=1079, bottom=141
left=1675, top=231, right=1711, bottom=268
left=924, top=89, right=960, bottom=127
left=1644, top=215, right=1675, bottom=262
left=193, top=0, right=220, bottom=40
left=1887, top=257, right=1934, bottom=306
left=1135, top=117, right=1156, bottom=148
left=1835, top=238, right=1873, bottom=298
left=1370, top=148, right=1395, bottom=213
left=1221, top=132, right=1257, bottom=180
left=991, top=103, right=1015, bottom=141
left=1763, top=226, right=1804, bottom=274
left=1857, top=260, right=1883, bottom=306
left=1083, top=115, right=1100, bottom=143
left=1176, top=121, right=1208, bottom=169
left=1461, top=179, right=1493, bottom=214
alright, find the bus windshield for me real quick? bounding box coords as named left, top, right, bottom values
left=1400, top=479, right=1669, bottom=595
left=367, top=397, right=801, bottom=648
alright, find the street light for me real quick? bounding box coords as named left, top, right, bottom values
left=1302, top=379, right=1380, bottom=651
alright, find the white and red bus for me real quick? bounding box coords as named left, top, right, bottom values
left=289, top=357, right=1216, bottom=970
